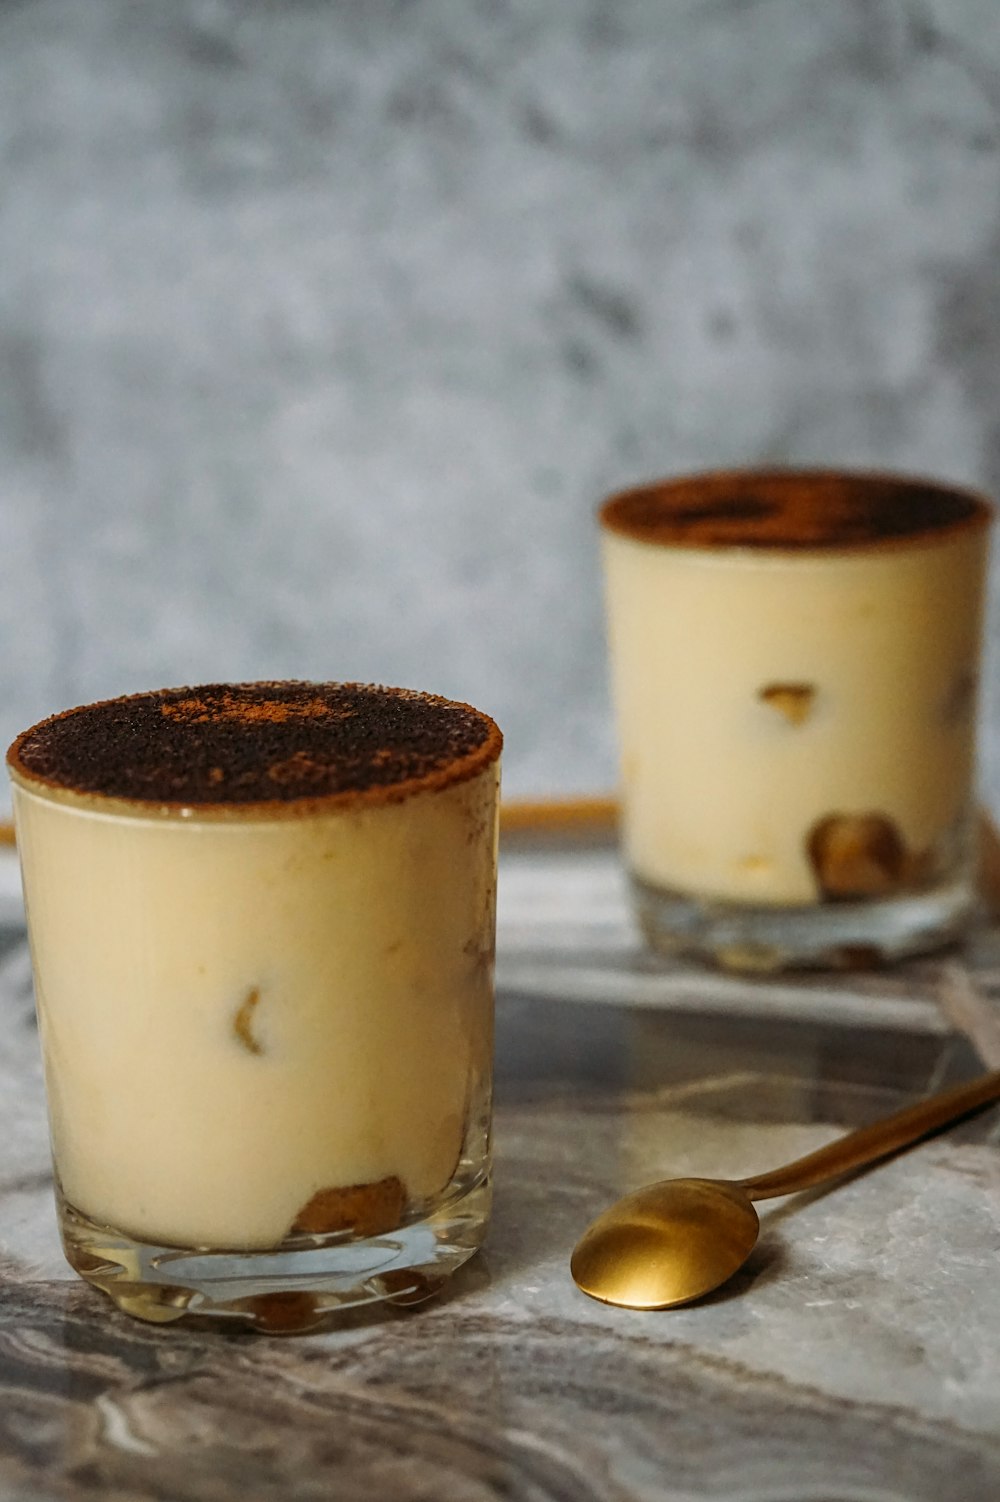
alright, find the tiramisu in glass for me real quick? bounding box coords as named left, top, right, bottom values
left=8, top=682, right=501, bottom=1329
left=600, top=470, right=993, bottom=970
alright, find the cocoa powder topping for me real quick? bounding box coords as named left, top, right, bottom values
left=8, top=682, right=502, bottom=813
left=600, top=470, right=993, bottom=550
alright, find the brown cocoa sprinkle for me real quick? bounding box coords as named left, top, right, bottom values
left=8, top=682, right=501, bottom=813
left=758, top=682, right=816, bottom=725
left=291, top=1177, right=406, bottom=1238
left=599, top=470, right=993, bottom=551
left=807, top=812, right=908, bottom=900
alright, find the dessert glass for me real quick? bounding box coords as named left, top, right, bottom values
left=8, top=682, right=501, bottom=1331
left=599, top=470, right=993, bottom=972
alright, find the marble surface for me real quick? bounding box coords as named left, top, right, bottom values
left=2, top=832, right=1000, bottom=1499
left=3, top=1, right=1000, bottom=804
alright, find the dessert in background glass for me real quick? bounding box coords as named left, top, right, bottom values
left=8, top=681, right=501, bottom=1331
left=599, top=470, right=993, bottom=972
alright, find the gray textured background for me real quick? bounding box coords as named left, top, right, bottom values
left=2, top=0, right=1000, bottom=806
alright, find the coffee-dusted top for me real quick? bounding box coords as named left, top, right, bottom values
left=8, top=682, right=503, bottom=815
left=599, top=469, right=993, bottom=550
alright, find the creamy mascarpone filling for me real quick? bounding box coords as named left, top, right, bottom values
left=603, top=528, right=986, bottom=905
left=13, top=767, right=498, bottom=1248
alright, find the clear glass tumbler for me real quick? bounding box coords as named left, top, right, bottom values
left=8, top=682, right=501, bottom=1330
left=599, top=469, right=993, bottom=972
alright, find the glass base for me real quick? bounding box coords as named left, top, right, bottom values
left=58, top=1176, right=491, bottom=1332
left=631, top=872, right=978, bottom=973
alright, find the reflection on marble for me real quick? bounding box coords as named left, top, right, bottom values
left=2, top=834, right=1000, bottom=1499
left=498, top=830, right=1000, bottom=1044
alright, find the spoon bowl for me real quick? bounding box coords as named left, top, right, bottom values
left=570, top=1178, right=759, bottom=1309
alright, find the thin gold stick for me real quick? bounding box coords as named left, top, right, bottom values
left=499, top=795, right=618, bottom=833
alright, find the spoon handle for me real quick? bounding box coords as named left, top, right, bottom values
left=739, top=1068, right=1000, bottom=1202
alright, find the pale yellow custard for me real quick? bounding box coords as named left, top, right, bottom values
left=9, top=683, right=500, bottom=1253
left=601, top=472, right=992, bottom=910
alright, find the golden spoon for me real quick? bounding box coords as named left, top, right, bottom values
left=571, top=1067, right=1000, bottom=1309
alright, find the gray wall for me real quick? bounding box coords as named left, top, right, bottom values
left=3, top=0, right=1000, bottom=805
